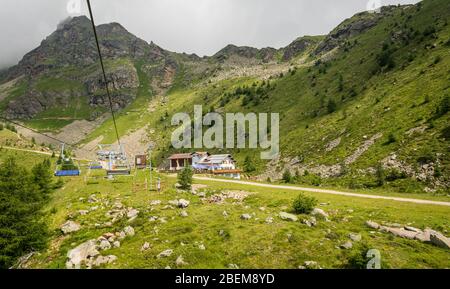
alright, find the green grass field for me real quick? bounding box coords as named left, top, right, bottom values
left=13, top=158, right=446, bottom=269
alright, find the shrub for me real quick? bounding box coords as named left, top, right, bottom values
left=327, top=99, right=337, bottom=113
left=282, top=169, right=292, bottom=183
left=178, top=166, right=193, bottom=190
left=375, top=163, right=385, bottom=187
left=435, top=96, right=449, bottom=117
left=243, top=156, right=256, bottom=173
left=292, top=193, right=318, bottom=214
left=0, top=123, right=3, bottom=130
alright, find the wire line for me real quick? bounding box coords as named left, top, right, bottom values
left=86, top=0, right=121, bottom=146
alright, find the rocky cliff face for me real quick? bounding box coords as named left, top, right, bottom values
left=1, top=16, right=175, bottom=119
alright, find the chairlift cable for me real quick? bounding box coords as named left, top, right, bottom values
left=86, top=0, right=121, bottom=146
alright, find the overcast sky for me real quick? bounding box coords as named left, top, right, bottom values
left=0, top=0, right=420, bottom=68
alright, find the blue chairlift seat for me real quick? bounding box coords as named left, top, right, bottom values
left=89, top=165, right=103, bottom=170
left=55, top=170, right=81, bottom=177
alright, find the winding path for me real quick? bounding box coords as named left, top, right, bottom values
left=193, top=176, right=450, bottom=207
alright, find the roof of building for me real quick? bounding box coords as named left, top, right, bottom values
left=199, top=154, right=234, bottom=164
left=168, top=153, right=193, bottom=160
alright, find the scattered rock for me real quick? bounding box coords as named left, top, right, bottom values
left=240, top=214, right=252, bottom=220
left=265, top=216, right=274, bottom=224
left=61, top=221, right=81, bottom=234
left=66, top=240, right=99, bottom=269
left=88, top=194, right=98, bottom=203
left=150, top=200, right=161, bottom=206
left=98, top=239, right=111, bottom=251
left=300, top=261, right=321, bottom=269
left=141, top=242, right=151, bottom=252
left=127, top=208, right=139, bottom=219
left=311, top=208, right=329, bottom=220
left=302, top=216, right=317, bottom=227
left=222, top=211, right=228, bottom=217
left=124, top=226, right=135, bottom=236
left=78, top=210, right=89, bottom=216
left=198, top=244, right=206, bottom=250
left=228, top=264, right=239, bottom=269
left=157, top=249, right=173, bottom=258
left=349, top=233, right=362, bottom=242
left=366, top=220, right=380, bottom=229
left=340, top=241, right=353, bottom=249
left=430, top=231, right=450, bottom=249
left=149, top=216, right=159, bottom=222
left=404, top=226, right=421, bottom=233
left=176, top=255, right=187, bottom=266
left=113, top=241, right=121, bottom=248
left=279, top=212, right=298, bottom=222
left=180, top=210, right=189, bottom=217
left=178, top=199, right=190, bottom=208
left=92, top=255, right=117, bottom=267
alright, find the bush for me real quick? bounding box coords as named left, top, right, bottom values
left=282, top=169, right=292, bottom=183
left=292, top=193, right=318, bottom=214
left=178, top=166, right=193, bottom=190
left=0, top=123, right=3, bottom=131
left=243, top=156, right=256, bottom=173
left=435, top=96, right=449, bottom=117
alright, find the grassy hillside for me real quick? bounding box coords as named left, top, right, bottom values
left=78, top=0, right=450, bottom=196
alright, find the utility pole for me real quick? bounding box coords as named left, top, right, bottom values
left=148, top=144, right=154, bottom=191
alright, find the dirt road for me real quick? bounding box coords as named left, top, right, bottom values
left=193, top=176, right=450, bottom=207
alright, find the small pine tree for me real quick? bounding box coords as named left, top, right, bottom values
left=282, top=169, right=292, bottom=183
left=376, top=163, right=385, bottom=187
left=292, top=193, right=318, bottom=214
left=178, top=166, right=193, bottom=190
left=244, top=156, right=256, bottom=173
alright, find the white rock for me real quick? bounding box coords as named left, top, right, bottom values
left=61, top=221, right=81, bottom=234
left=157, top=249, right=173, bottom=258
left=430, top=231, right=450, bottom=249
left=124, top=226, right=135, bottom=236
left=178, top=199, right=190, bottom=208
left=265, top=216, right=274, bottom=224
left=240, top=214, right=252, bottom=220
left=340, top=241, right=353, bottom=249
left=349, top=233, right=362, bottom=242
left=141, top=242, right=151, bottom=251
left=127, top=208, right=139, bottom=219
left=279, top=212, right=298, bottom=222
left=78, top=210, right=89, bottom=216
left=180, top=210, right=188, bottom=217
left=222, top=211, right=228, bottom=217
left=98, top=239, right=111, bottom=250
left=366, top=220, right=380, bottom=229
left=311, top=208, right=329, bottom=220
left=66, top=240, right=99, bottom=269
left=176, top=255, right=187, bottom=266
left=150, top=200, right=161, bottom=206
left=228, top=264, right=239, bottom=269
left=198, top=244, right=206, bottom=250
left=113, top=241, right=121, bottom=248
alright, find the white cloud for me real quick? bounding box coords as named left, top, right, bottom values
left=0, top=0, right=420, bottom=68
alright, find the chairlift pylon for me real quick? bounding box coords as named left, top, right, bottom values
left=97, top=143, right=131, bottom=176
left=54, top=143, right=81, bottom=177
